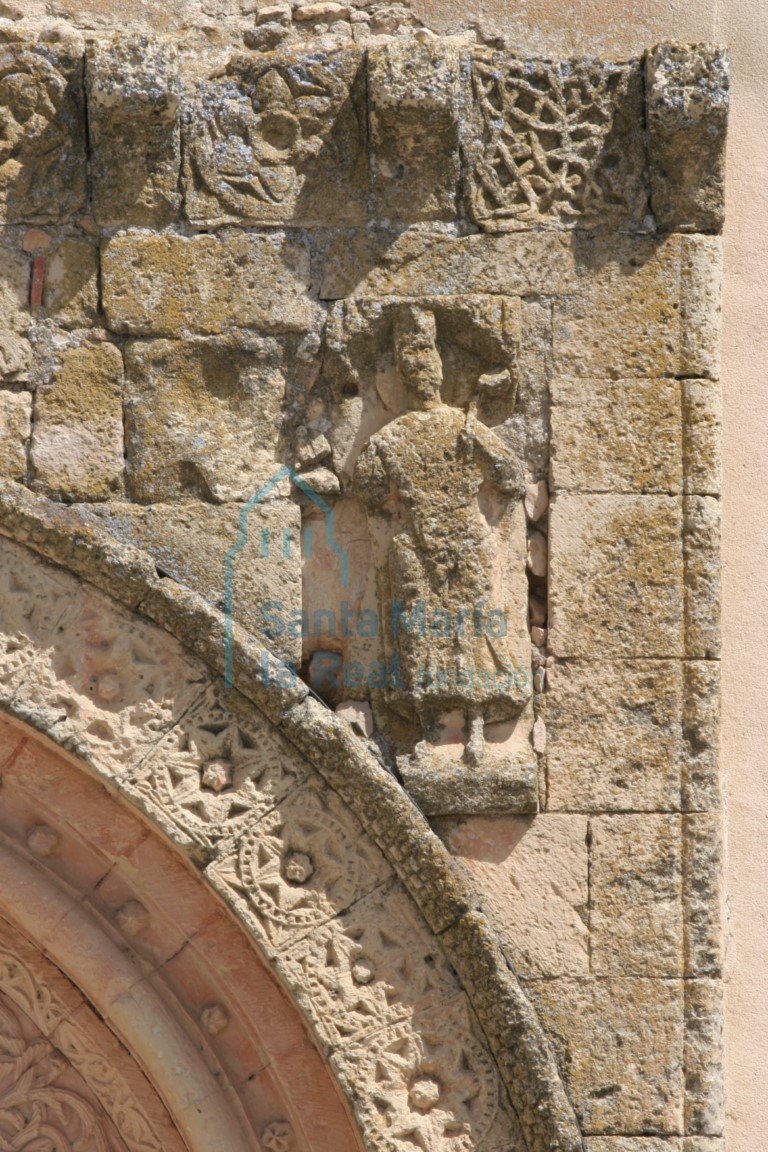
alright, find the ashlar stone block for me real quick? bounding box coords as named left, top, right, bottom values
left=87, top=34, right=181, bottom=228
left=684, top=979, right=723, bottom=1136
left=683, top=496, right=721, bottom=660
left=318, top=229, right=577, bottom=301
left=553, top=236, right=683, bottom=379
left=683, top=381, right=721, bottom=496
left=124, top=336, right=287, bottom=504
left=0, top=389, right=30, bottom=480
left=682, top=661, right=720, bottom=813
left=544, top=660, right=683, bottom=812
left=0, top=31, right=87, bottom=224
left=182, top=46, right=366, bottom=228
left=548, top=494, right=684, bottom=658
left=590, top=814, right=683, bottom=977
left=464, top=53, right=648, bottom=232
left=101, top=231, right=316, bottom=337
left=30, top=342, right=124, bottom=502
left=646, top=45, right=729, bottom=234
left=0, top=243, right=31, bottom=379
left=439, top=814, right=590, bottom=978
left=368, top=40, right=460, bottom=222
left=550, top=378, right=683, bottom=494
left=682, top=813, right=722, bottom=977
left=41, top=237, right=99, bottom=329
left=680, top=236, right=722, bottom=380
left=524, top=976, right=684, bottom=1135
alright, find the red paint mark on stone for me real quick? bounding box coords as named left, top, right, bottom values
left=30, top=257, right=45, bottom=309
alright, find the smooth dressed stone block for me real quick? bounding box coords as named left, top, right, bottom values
left=548, top=494, right=685, bottom=658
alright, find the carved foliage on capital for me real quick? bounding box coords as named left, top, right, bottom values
left=182, top=46, right=367, bottom=227
left=464, top=52, right=648, bottom=231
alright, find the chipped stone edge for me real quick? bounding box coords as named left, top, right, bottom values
left=0, top=479, right=584, bottom=1152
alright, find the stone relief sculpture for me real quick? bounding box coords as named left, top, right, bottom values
left=464, top=53, right=647, bottom=230
left=183, top=45, right=366, bottom=227
left=0, top=23, right=728, bottom=1152
left=352, top=306, right=531, bottom=793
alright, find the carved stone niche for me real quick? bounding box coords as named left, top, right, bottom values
left=299, top=295, right=538, bottom=816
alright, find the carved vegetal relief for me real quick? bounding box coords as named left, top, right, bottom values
left=182, top=46, right=366, bottom=227
left=0, top=945, right=164, bottom=1152
left=464, top=53, right=648, bottom=231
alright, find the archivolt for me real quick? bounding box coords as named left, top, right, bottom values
left=0, top=479, right=583, bottom=1152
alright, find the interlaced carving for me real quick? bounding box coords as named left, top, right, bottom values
left=0, top=947, right=163, bottom=1152
left=0, top=998, right=115, bottom=1152
left=466, top=55, right=644, bottom=229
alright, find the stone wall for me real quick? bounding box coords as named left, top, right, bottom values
left=0, top=9, right=734, bottom=1152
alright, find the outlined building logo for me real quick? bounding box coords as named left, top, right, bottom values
left=224, top=465, right=349, bottom=689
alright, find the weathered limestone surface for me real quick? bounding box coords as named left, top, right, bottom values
left=525, top=977, right=684, bottom=1135
left=124, top=337, right=287, bottom=503
left=438, top=814, right=589, bottom=977
left=87, top=35, right=181, bottom=228
left=30, top=342, right=124, bottom=502
left=0, top=28, right=726, bottom=1152
left=101, top=232, right=317, bottom=337
left=369, top=40, right=460, bottom=221
left=0, top=389, right=30, bottom=480
left=84, top=499, right=303, bottom=663
left=646, top=45, right=729, bottom=234
left=183, top=45, right=366, bottom=228
left=0, top=31, right=87, bottom=224
left=41, top=237, right=100, bottom=329
left=551, top=378, right=683, bottom=493
left=0, top=243, right=31, bottom=377
left=590, top=814, right=682, bottom=977
left=544, top=660, right=683, bottom=812
left=548, top=494, right=685, bottom=658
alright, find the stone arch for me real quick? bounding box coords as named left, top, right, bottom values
left=0, top=480, right=583, bottom=1152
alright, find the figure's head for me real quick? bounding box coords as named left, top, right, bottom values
left=393, top=307, right=443, bottom=409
